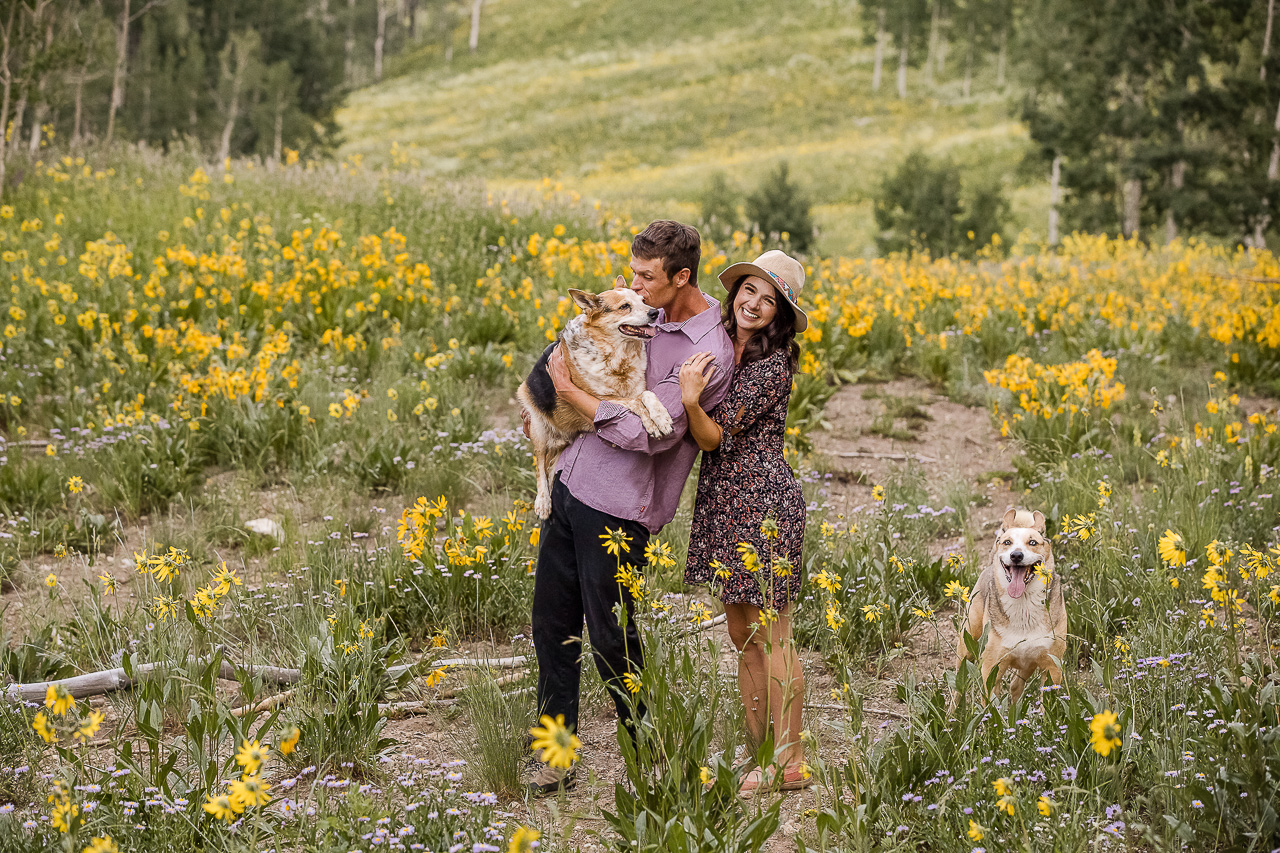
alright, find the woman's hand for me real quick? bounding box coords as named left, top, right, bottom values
left=679, top=351, right=718, bottom=407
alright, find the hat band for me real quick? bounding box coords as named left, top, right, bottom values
left=763, top=268, right=796, bottom=302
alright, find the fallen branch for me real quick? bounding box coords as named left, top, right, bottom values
left=829, top=450, right=938, bottom=463
left=805, top=702, right=909, bottom=720
left=379, top=685, right=535, bottom=717
left=217, top=660, right=300, bottom=685
left=4, top=654, right=522, bottom=703
left=5, top=661, right=187, bottom=703
left=435, top=670, right=525, bottom=700
left=433, top=656, right=527, bottom=669
left=681, top=613, right=727, bottom=637
left=230, top=688, right=296, bottom=718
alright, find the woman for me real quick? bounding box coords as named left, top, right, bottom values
left=678, top=249, right=809, bottom=794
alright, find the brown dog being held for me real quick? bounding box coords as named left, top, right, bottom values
left=516, top=284, right=673, bottom=519
left=957, top=508, right=1067, bottom=705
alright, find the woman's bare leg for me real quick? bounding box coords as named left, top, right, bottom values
left=766, top=606, right=805, bottom=768
left=724, top=601, right=768, bottom=752
left=729, top=602, right=805, bottom=773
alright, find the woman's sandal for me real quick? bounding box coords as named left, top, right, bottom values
left=738, top=763, right=812, bottom=798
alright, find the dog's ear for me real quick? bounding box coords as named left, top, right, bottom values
left=1001, top=508, right=1018, bottom=532
left=613, top=275, right=628, bottom=290
left=569, top=289, right=600, bottom=312
left=1032, top=510, right=1046, bottom=533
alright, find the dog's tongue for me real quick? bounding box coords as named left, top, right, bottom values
left=1008, top=567, right=1027, bottom=599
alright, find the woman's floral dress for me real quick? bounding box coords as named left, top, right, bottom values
left=684, top=347, right=805, bottom=609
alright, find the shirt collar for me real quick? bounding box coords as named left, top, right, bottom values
left=656, top=293, right=723, bottom=343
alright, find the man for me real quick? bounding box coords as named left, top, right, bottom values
left=524, top=220, right=734, bottom=795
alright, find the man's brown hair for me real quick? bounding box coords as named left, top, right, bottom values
left=631, top=220, right=700, bottom=287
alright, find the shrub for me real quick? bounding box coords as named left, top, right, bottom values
left=874, top=150, right=1008, bottom=258
left=745, top=162, right=815, bottom=252
left=698, top=171, right=744, bottom=246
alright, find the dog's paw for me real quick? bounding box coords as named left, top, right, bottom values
left=640, top=391, right=673, bottom=437
left=534, top=492, right=552, bottom=520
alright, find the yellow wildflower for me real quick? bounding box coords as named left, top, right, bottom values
left=1090, top=709, right=1122, bottom=757
left=236, top=738, right=268, bottom=775
left=508, top=826, right=541, bottom=853
left=1158, top=530, right=1186, bottom=566
left=530, top=714, right=581, bottom=770
left=46, top=685, right=75, bottom=716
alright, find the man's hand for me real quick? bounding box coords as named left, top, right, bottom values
left=548, top=342, right=601, bottom=419
left=547, top=343, right=573, bottom=392
left=520, top=407, right=531, bottom=439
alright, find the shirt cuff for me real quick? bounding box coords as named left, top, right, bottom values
left=593, top=400, right=627, bottom=424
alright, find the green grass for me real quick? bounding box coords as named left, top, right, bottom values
left=340, top=0, right=1039, bottom=255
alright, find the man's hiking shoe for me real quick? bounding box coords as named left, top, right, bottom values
left=526, top=759, right=577, bottom=797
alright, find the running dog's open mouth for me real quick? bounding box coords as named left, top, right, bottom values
left=620, top=324, right=658, bottom=339
left=1000, top=561, right=1034, bottom=599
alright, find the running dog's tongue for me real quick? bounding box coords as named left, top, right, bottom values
left=1007, top=568, right=1027, bottom=599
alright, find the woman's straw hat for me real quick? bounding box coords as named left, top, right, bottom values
left=717, top=249, right=808, bottom=332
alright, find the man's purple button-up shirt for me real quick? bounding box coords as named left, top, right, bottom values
left=556, top=293, right=734, bottom=534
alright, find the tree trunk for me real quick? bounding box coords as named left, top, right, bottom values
left=374, top=0, right=388, bottom=82
left=1265, top=0, right=1276, bottom=81
left=963, top=20, right=973, bottom=98
left=872, top=7, right=885, bottom=92
left=1165, top=160, right=1185, bottom=243
left=10, top=92, right=25, bottom=154
left=272, top=91, right=283, bottom=162
left=935, top=14, right=948, bottom=77
left=217, top=36, right=254, bottom=163
left=71, top=66, right=85, bottom=146
left=106, top=0, right=131, bottom=144
left=897, top=19, right=909, bottom=98
left=469, top=0, right=482, bottom=52
left=1122, top=176, right=1141, bottom=239
left=27, top=101, right=45, bottom=154
left=1269, top=92, right=1280, bottom=181
left=925, top=1, right=939, bottom=85
left=996, top=24, right=1007, bottom=88
left=344, top=0, right=356, bottom=83
left=1048, top=154, right=1061, bottom=246
left=0, top=3, right=15, bottom=202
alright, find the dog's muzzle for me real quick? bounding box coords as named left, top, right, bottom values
left=1000, top=552, right=1041, bottom=599
left=620, top=324, right=658, bottom=339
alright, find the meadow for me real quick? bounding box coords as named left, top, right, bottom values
left=339, top=0, right=1035, bottom=257
left=0, top=148, right=1277, bottom=853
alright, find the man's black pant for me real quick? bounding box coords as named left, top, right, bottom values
left=532, top=473, right=649, bottom=738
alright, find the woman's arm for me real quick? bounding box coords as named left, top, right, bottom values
left=679, top=352, right=722, bottom=452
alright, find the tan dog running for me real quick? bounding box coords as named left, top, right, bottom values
left=957, top=508, right=1067, bottom=703
left=517, top=283, right=672, bottom=519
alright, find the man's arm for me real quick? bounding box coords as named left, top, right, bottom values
left=548, top=341, right=732, bottom=456
left=594, top=354, right=732, bottom=456
left=547, top=344, right=602, bottom=420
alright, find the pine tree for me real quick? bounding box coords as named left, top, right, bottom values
left=745, top=162, right=815, bottom=253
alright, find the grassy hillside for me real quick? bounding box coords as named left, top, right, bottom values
left=338, top=0, right=1039, bottom=255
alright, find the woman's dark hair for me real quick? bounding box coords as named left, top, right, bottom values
left=721, top=275, right=800, bottom=372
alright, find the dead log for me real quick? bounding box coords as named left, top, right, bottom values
left=5, top=661, right=179, bottom=703
left=680, top=613, right=728, bottom=636
left=4, top=654, right=524, bottom=703
left=379, top=685, right=535, bottom=717
left=435, top=670, right=525, bottom=699
left=230, top=688, right=296, bottom=718
left=433, top=655, right=527, bottom=669
left=829, top=450, right=939, bottom=463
